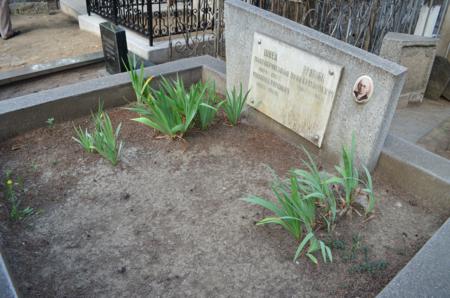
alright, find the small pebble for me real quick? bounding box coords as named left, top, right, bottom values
left=120, top=192, right=130, bottom=200
left=118, top=266, right=126, bottom=274
left=395, top=201, right=402, bottom=208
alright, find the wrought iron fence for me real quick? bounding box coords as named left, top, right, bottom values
left=86, top=0, right=218, bottom=46
left=245, top=0, right=432, bottom=54
left=169, top=0, right=225, bottom=59
left=87, top=0, right=446, bottom=57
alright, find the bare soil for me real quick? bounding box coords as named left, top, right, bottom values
left=0, top=108, right=445, bottom=297
left=0, top=12, right=101, bottom=72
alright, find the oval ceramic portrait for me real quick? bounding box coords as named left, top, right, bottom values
left=352, top=75, right=374, bottom=104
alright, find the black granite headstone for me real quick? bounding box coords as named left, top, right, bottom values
left=100, top=22, right=129, bottom=74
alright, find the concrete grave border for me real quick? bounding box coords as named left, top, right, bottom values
left=0, top=56, right=221, bottom=141
left=0, top=52, right=104, bottom=87
left=377, top=218, right=450, bottom=298
left=0, top=252, right=18, bottom=298
left=377, top=134, right=450, bottom=216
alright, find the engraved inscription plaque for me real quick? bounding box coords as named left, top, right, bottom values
left=248, top=32, right=343, bottom=147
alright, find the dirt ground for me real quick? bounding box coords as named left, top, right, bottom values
left=0, top=12, right=101, bottom=72
left=0, top=108, right=445, bottom=297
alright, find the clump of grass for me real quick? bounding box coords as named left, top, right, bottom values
left=2, top=171, right=34, bottom=221
left=243, top=174, right=332, bottom=264
left=128, top=76, right=220, bottom=138
left=342, top=234, right=363, bottom=262
left=46, top=117, right=55, bottom=128
left=198, top=81, right=224, bottom=130
left=223, top=84, right=250, bottom=126
left=126, top=55, right=151, bottom=104
left=329, top=239, right=346, bottom=250
left=243, top=136, right=376, bottom=264
left=72, top=103, right=123, bottom=165
left=350, top=259, right=388, bottom=274
left=91, top=108, right=124, bottom=166
left=292, top=149, right=337, bottom=232
left=127, top=63, right=253, bottom=134
left=333, top=134, right=376, bottom=215
left=345, top=235, right=388, bottom=274
left=73, top=126, right=94, bottom=153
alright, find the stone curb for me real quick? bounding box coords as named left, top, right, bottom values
left=377, top=134, right=450, bottom=216
left=377, top=218, right=450, bottom=298
left=0, top=252, right=18, bottom=298
left=0, top=55, right=222, bottom=141
left=0, top=52, right=104, bottom=87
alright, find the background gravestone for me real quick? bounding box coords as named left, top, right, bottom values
left=380, top=33, right=437, bottom=107
left=100, top=22, right=128, bottom=74
left=425, top=55, right=450, bottom=100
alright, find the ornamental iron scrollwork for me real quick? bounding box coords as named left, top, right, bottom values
left=243, top=0, right=439, bottom=54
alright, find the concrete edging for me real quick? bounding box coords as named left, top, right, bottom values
left=0, top=252, right=18, bottom=298
left=377, top=218, right=450, bottom=298
left=0, top=55, right=222, bottom=141
left=377, top=134, right=450, bottom=216
left=0, top=52, right=104, bottom=87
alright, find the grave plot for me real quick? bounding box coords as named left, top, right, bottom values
left=0, top=109, right=445, bottom=298
left=0, top=0, right=449, bottom=296
left=0, top=58, right=446, bottom=297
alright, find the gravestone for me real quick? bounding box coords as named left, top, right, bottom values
left=225, top=0, right=407, bottom=170
left=380, top=33, right=437, bottom=107
left=425, top=56, right=450, bottom=100
left=442, top=82, right=450, bottom=101
left=100, top=22, right=128, bottom=74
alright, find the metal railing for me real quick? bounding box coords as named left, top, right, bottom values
left=245, top=0, right=448, bottom=54
left=246, top=0, right=419, bottom=54
left=86, top=0, right=447, bottom=56
left=86, top=0, right=217, bottom=46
